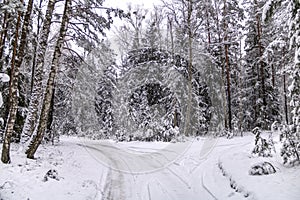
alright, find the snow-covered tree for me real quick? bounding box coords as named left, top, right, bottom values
left=113, top=4, right=148, bottom=63
left=112, top=48, right=211, bottom=141
left=95, top=66, right=117, bottom=138
left=262, top=0, right=300, bottom=164
left=26, top=0, right=72, bottom=159
left=242, top=0, right=281, bottom=130
left=142, top=6, right=164, bottom=50
left=22, top=0, right=127, bottom=158
left=251, top=127, right=275, bottom=157
left=71, top=41, right=117, bottom=139
left=2, top=0, right=34, bottom=163
left=280, top=125, right=300, bottom=165
left=46, top=54, right=81, bottom=143
left=21, top=0, right=57, bottom=144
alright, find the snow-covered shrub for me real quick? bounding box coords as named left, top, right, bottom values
left=43, top=169, right=60, bottom=182
left=249, top=162, right=276, bottom=175
left=115, top=129, right=127, bottom=142
left=280, top=125, right=300, bottom=165
left=166, top=126, right=179, bottom=142
left=252, top=127, right=274, bottom=157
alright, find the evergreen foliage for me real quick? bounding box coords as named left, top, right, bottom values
left=95, top=67, right=116, bottom=138
left=242, top=0, right=281, bottom=130
left=252, top=127, right=275, bottom=157
left=96, top=48, right=211, bottom=141
left=280, top=125, right=300, bottom=165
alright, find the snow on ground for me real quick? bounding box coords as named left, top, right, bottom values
left=0, top=137, right=108, bottom=200
left=1, top=133, right=300, bottom=200
left=217, top=134, right=300, bottom=200
left=113, top=140, right=170, bottom=153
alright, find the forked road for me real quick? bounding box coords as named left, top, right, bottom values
left=80, top=139, right=221, bottom=200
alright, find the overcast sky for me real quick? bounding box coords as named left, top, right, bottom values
left=103, top=0, right=162, bottom=10
left=102, top=0, right=164, bottom=62
left=103, top=0, right=163, bottom=38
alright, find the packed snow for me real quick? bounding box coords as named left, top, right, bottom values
left=1, top=133, right=299, bottom=200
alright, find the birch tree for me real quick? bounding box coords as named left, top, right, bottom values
left=25, top=0, right=128, bottom=157
left=26, top=0, right=72, bottom=159
left=21, top=0, right=57, bottom=144
left=1, top=0, right=33, bottom=163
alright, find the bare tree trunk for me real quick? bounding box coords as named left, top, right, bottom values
left=1, top=13, right=21, bottom=163
left=223, top=0, right=232, bottom=131
left=30, top=0, right=44, bottom=93
left=167, top=16, right=174, bottom=58
left=46, top=86, right=55, bottom=140
left=281, top=47, right=289, bottom=125
left=236, top=37, right=243, bottom=135
left=205, top=5, right=211, bottom=53
left=26, top=0, right=71, bottom=159
left=21, top=0, right=57, bottom=144
left=283, top=72, right=289, bottom=125
left=184, top=0, right=193, bottom=136
left=271, top=62, right=275, bottom=87
left=225, top=44, right=231, bottom=131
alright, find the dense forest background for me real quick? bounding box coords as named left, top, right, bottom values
left=0, top=0, right=299, bottom=164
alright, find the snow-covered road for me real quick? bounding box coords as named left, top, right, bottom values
left=1, top=135, right=299, bottom=200
left=79, top=138, right=240, bottom=200
left=79, top=135, right=300, bottom=200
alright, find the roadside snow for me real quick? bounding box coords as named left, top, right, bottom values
left=0, top=137, right=108, bottom=200
left=218, top=135, right=300, bottom=200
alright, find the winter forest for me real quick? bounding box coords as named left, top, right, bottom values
left=0, top=0, right=299, bottom=199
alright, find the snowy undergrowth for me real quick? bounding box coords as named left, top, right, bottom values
left=218, top=134, right=300, bottom=200
left=0, top=136, right=108, bottom=200
left=218, top=161, right=254, bottom=199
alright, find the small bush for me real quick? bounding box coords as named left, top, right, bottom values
left=249, top=162, right=276, bottom=176
left=43, top=169, right=60, bottom=182
left=252, top=127, right=274, bottom=157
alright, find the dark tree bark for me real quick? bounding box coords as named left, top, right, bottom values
left=46, top=86, right=55, bottom=143
left=223, top=0, right=232, bottom=131
left=283, top=72, right=289, bottom=125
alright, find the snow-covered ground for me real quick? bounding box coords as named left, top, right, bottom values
left=1, top=133, right=299, bottom=200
